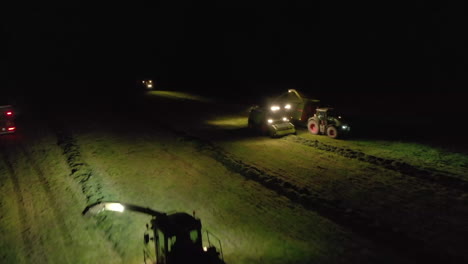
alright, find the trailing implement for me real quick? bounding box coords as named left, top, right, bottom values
left=248, top=105, right=296, bottom=137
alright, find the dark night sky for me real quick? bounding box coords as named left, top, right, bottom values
left=2, top=4, right=467, bottom=106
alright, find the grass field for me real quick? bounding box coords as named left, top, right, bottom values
left=1, top=89, right=467, bottom=263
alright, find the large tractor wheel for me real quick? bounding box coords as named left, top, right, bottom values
left=326, top=126, right=339, bottom=139
left=307, top=119, right=320, bottom=135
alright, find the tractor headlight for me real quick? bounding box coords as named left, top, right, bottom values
left=147, top=84, right=153, bottom=88
left=270, top=106, right=280, bottom=111
left=284, top=104, right=291, bottom=110
left=282, top=117, right=288, bottom=122
left=267, top=119, right=273, bottom=124
left=341, top=125, right=350, bottom=130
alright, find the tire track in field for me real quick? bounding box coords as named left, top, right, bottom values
left=0, top=144, right=49, bottom=264
left=17, top=144, right=73, bottom=263
left=170, top=129, right=456, bottom=264
left=50, top=121, right=125, bottom=257
left=284, top=135, right=468, bottom=192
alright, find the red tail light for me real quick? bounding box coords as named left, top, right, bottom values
left=7, top=127, right=15, bottom=131
left=6, top=111, right=13, bottom=116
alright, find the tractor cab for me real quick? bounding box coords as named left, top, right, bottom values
left=144, top=212, right=224, bottom=264
left=316, top=108, right=339, bottom=123
left=307, top=108, right=351, bottom=139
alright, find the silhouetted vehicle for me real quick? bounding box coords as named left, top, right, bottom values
left=248, top=105, right=296, bottom=137
left=137, top=79, right=155, bottom=90
left=83, top=202, right=225, bottom=264
left=0, top=105, right=16, bottom=134
left=270, top=89, right=320, bottom=127
left=307, top=108, right=351, bottom=139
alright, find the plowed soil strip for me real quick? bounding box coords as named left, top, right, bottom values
left=0, top=148, right=49, bottom=263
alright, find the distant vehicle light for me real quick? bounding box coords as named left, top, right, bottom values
left=282, top=117, right=288, bottom=121
left=270, top=106, right=280, bottom=111
left=284, top=104, right=291, bottom=109
left=8, top=127, right=15, bottom=131
left=267, top=119, right=273, bottom=124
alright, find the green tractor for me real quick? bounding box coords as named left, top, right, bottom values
left=83, top=202, right=225, bottom=264
left=307, top=108, right=351, bottom=139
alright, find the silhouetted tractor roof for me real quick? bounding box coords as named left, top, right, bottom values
left=154, top=212, right=202, bottom=237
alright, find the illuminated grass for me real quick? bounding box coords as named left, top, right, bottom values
left=298, top=131, right=468, bottom=179
left=204, top=116, right=247, bottom=129
left=147, top=91, right=214, bottom=103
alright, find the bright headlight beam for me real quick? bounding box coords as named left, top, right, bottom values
left=270, top=106, right=280, bottom=111
left=267, top=119, right=273, bottom=123
left=105, top=203, right=125, bottom=213
left=284, top=104, right=291, bottom=109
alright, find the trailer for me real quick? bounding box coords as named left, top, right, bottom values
left=269, top=89, right=320, bottom=126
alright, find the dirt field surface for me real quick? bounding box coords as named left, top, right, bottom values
left=1, top=90, right=467, bottom=264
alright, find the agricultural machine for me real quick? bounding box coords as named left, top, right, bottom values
left=83, top=202, right=225, bottom=264
left=0, top=105, right=16, bottom=134
left=141, top=79, right=154, bottom=90
left=307, top=107, right=351, bottom=139
left=248, top=104, right=296, bottom=137
left=269, top=89, right=320, bottom=126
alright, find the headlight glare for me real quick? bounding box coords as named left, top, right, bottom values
left=270, top=106, right=280, bottom=111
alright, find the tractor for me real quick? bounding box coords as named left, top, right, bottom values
left=83, top=202, right=225, bottom=264
left=307, top=107, right=351, bottom=139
